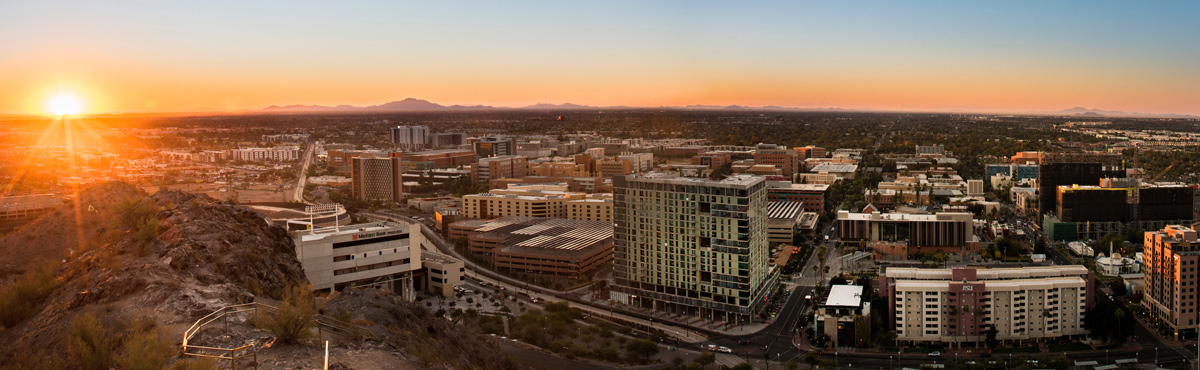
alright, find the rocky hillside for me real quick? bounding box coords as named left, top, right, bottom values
left=0, top=183, right=308, bottom=364
left=0, top=182, right=516, bottom=370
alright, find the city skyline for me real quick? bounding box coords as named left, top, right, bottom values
left=2, top=1, right=1198, bottom=115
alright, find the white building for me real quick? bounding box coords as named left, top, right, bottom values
left=882, top=266, right=1093, bottom=346
left=814, top=285, right=870, bottom=347
left=228, top=146, right=301, bottom=162
left=619, top=152, right=654, bottom=173
left=292, top=222, right=424, bottom=300
left=392, top=125, right=431, bottom=150
left=966, top=179, right=984, bottom=197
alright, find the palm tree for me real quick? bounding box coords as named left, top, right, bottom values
left=949, top=305, right=960, bottom=348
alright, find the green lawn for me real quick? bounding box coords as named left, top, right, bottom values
left=1048, top=342, right=1092, bottom=352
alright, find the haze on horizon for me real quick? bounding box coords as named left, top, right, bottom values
left=1, top=0, right=1197, bottom=115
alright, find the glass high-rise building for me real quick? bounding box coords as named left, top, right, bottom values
left=610, top=173, right=775, bottom=325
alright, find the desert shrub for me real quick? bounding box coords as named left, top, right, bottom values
left=116, top=197, right=158, bottom=230
left=67, top=312, right=115, bottom=370
left=135, top=218, right=160, bottom=244
left=255, top=284, right=319, bottom=344
left=115, top=327, right=178, bottom=370
left=0, top=260, right=60, bottom=327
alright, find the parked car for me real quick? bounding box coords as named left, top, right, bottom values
left=928, top=351, right=942, bottom=357
left=718, top=346, right=733, bottom=353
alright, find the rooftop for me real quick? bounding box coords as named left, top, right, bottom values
left=809, top=164, right=858, bottom=173
left=626, top=172, right=765, bottom=187
left=297, top=221, right=406, bottom=242
left=824, top=285, right=864, bottom=307
left=470, top=217, right=614, bottom=257
left=767, top=201, right=804, bottom=220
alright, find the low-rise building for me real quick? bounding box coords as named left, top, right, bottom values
left=766, top=182, right=829, bottom=214
left=838, top=210, right=978, bottom=257
left=419, top=252, right=465, bottom=298
left=814, top=285, right=870, bottom=347
left=881, top=266, right=1094, bottom=346
left=767, top=201, right=804, bottom=244
left=452, top=217, right=614, bottom=278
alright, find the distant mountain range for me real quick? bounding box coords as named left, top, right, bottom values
left=257, top=99, right=1197, bottom=118
left=1051, top=107, right=1197, bottom=119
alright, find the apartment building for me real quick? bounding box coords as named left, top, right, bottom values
left=228, top=146, right=301, bottom=162
left=881, top=266, right=1094, bottom=346
left=1143, top=225, right=1200, bottom=340
left=610, top=173, right=776, bottom=325
left=461, top=184, right=613, bottom=221
left=391, top=125, right=430, bottom=150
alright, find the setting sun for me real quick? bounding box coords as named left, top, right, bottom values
left=47, top=92, right=83, bottom=116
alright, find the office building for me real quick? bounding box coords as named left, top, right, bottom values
left=985, top=164, right=1039, bottom=183
left=794, top=146, right=827, bottom=160
left=292, top=222, right=424, bottom=299
left=610, top=174, right=776, bottom=325
left=837, top=210, right=977, bottom=257
left=766, top=182, right=829, bottom=214
left=418, top=252, right=465, bottom=298
left=391, top=125, right=430, bottom=150
left=915, top=145, right=946, bottom=157
left=474, top=155, right=528, bottom=183
left=395, top=149, right=476, bottom=169
left=881, top=266, right=1094, bottom=346
left=1143, top=225, right=1200, bottom=339
left=753, top=143, right=802, bottom=177
left=619, top=152, right=655, bottom=173
left=432, top=133, right=466, bottom=149
left=599, top=157, right=634, bottom=178
left=474, top=137, right=516, bottom=157
left=766, top=201, right=804, bottom=244
left=351, top=157, right=404, bottom=201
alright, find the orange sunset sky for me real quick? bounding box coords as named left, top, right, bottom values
left=1, top=1, right=1197, bottom=115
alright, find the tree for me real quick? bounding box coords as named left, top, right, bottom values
left=1114, top=308, right=1126, bottom=345
left=255, top=283, right=320, bottom=344
left=694, top=352, right=717, bottom=369
left=730, top=364, right=754, bottom=370
left=625, top=339, right=659, bottom=362
left=787, top=360, right=799, bottom=370
left=985, top=325, right=999, bottom=348
left=803, top=352, right=819, bottom=370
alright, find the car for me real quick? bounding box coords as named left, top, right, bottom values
left=718, top=346, right=733, bottom=353
left=737, top=340, right=751, bottom=345
left=979, top=352, right=992, bottom=358
left=705, top=344, right=718, bottom=352
left=928, top=351, right=942, bottom=357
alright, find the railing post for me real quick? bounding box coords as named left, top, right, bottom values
left=230, top=348, right=236, bottom=370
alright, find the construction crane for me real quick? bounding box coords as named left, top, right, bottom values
left=1148, top=161, right=1178, bottom=183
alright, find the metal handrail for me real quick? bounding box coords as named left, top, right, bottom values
left=182, top=302, right=374, bottom=369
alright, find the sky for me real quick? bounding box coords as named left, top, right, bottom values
left=1, top=1, right=1197, bottom=115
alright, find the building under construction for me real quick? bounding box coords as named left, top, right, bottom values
left=1049, top=183, right=1193, bottom=241
left=1037, top=152, right=1126, bottom=214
